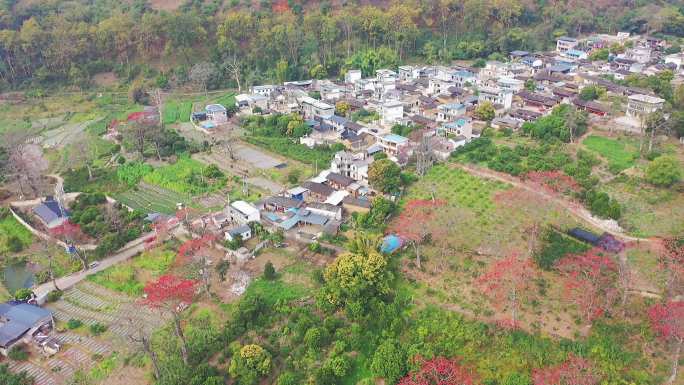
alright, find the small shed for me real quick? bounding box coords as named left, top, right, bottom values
left=567, top=228, right=600, bottom=245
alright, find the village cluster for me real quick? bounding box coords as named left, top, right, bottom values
left=179, top=32, right=684, bottom=247
left=1, top=30, right=682, bottom=371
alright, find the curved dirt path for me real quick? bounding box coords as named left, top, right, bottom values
left=453, top=163, right=651, bottom=243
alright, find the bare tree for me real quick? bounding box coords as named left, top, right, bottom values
left=126, top=318, right=162, bottom=380
left=189, top=61, right=217, bottom=98
left=222, top=55, right=242, bottom=92
left=8, top=143, right=48, bottom=198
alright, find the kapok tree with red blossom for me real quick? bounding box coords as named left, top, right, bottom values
left=648, top=301, right=684, bottom=384
left=143, top=275, right=198, bottom=364
left=398, top=356, right=477, bottom=385
left=390, top=199, right=445, bottom=269
left=50, top=220, right=88, bottom=270
left=532, top=355, right=599, bottom=385
left=555, top=249, right=619, bottom=323
left=658, top=237, right=684, bottom=299
left=475, top=253, right=536, bottom=326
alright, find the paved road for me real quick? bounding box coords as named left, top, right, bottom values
left=33, top=233, right=154, bottom=299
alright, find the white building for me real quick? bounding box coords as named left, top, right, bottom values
left=225, top=225, right=251, bottom=242
left=229, top=201, right=260, bottom=225
left=436, top=103, right=466, bottom=122
left=376, top=69, right=398, bottom=82
left=205, top=104, right=228, bottom=124
left=556, top=37, right=579, bottom=53
left=299, top=96, right=335, bottom=118
left=478, top=86, right=513, bottom=110
left=251, top=85, right=277, bottom=97
left=664, top=53, right=684, bottom=70
left=439, top=117, right=473, bottom=138
left=378, top=133, right=409, bottom=156
left=330, top=151, right=371, bottom=183
left=345, top=69, right=362, bottom=84
left=626, top=94, right=665, bottom=119
left=497, top=77, right=525, bottom=93
left=398, top=65, right=422, bottom=82
left=381, top=101, right=404, bottom=125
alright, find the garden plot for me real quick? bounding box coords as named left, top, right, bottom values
left=40, top=120, right=99, bottom=149
left=47, top=281, right=167, bottom=342
left=114, top=182, right=191, bottom=214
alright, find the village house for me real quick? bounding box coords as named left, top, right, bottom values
left=225, top=224, right=252, bottom=242
left=229, top=201, right=260, bottom=225
left=304, top=202, right=343, bottom=221
left=302, top=181, right=335, bottom=202
left=436, top=103, right=466, bottom=122
left=478, top=86, right=513, bottom=110
left=205, top=104, right=228, bottom=124
left=0, top=302, right=54, bottom=356
left=377, top=133, right=409, bottom=157
left=330, top=151, right=371, bottom=184
left=626, top=94, right=665, bottom=119
left=251, top=85, right=277, bottom=97
left=381, top=100, right=404, bottom=126
left=556, top=37, right=579, bottom=54
left=345, top=70, right=362, bottom=84
left=32, top=197, right=69, bottom=229
left=438, top=117, right=473, bottom=138
left=299, top=96, right=335, bottom=118
left=326, top=172, right=355, bottom=191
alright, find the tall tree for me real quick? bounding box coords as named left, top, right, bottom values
left=390, top=199, right=445, bottom=269
left=397, top=357, right=477, bottom=385
left=189, top=61, right=216, bottom=97
left=532, top=355, right=599, bottom=385
left=476, top=253, right=536, bottom=326
left=143, top=275, right=198, bottom=365
left=555, top=249, right=620, bottom=323
left=648, top=301, right=683, bottom=384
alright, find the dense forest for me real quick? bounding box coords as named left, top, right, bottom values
left=1, top=0, right=684, bottom=91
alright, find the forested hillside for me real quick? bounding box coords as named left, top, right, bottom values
left=1, top=0, right=684, bottom=91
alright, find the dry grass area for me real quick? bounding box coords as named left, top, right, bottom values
left=148, top=0, right=185, bottom=10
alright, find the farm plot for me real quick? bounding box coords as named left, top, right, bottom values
left=404, top=164, right=507, bottom=215
left=582, top=135, right=639, bottom=172
left=163, top=99, right=192, bottom=125
left=114, top=182, right=191, bottom=214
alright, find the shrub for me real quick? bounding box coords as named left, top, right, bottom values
left=46, top=290, right=63, bottom=303
left=263, top=261, right=276, bottom=280
left=67, top=319, right=84, bottom=329
left=8, top=346, right=29, bottom=361
left=89, top=322, right=108, bottom=335
left=645, top=156, right=681, bottom=187
left=13, top=288, right=33, bottom=302
left=534, top=228, right=590, bottom=270
left=308, top=242, right=322, bottom=253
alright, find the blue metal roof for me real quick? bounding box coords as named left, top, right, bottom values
left=381, top=235, right=402, bottom=254
left=382, top=134, right=408, bottom=144
left=0, top=303, right=52, bottom=347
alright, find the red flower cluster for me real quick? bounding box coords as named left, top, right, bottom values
left=398, top=357, right=477, bottom=385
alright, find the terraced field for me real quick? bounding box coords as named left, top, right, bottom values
left=113, top=182, right=191, bottom=214
left=9, top=281, right=166, bottom=385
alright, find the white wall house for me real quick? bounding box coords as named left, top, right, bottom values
left=478, top=86, right=513, bottom=110
left=299, top=96, right=335, bottom=118
left=626, top=94, right=665, bottom=119
left=556, top=37, right=579, bottom=53
left=381, top=101, right=404, bottom=125
left=345, top=69, right=362, bottom=84
left=229, top=201, right=260, bottom=225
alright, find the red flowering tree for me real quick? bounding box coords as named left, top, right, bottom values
left=532, top=355, right=599, bottom=385
left=143, top=275, right=198, bottom=364
left=475, top=253, right=536, bottom=326
left=50, top=221, right=88, bottom=270
left=648, top=301, right=684, bottom=384
left=524, top=171, right=581, bottom=195
left=390, top=199, right=445, bottom=269
left=177, top=234, right=215, bottom=263
left=658, top=237, right=684, bottom=299
left=555, top=249, right=619, bottom=323
left=398, top=357, right=477, bottom=385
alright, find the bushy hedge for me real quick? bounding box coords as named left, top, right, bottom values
left=244, top=136, right=344, bottom=166
left=534, top=227, right=591, bottom=270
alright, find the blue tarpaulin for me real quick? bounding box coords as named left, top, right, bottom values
left=381, top=235, right=402, bottom=254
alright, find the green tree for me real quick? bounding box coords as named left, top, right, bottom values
left=370, top=339, right=406, bottom=383
left=229, top=344, right=272, bottom=385
left=474, top=101, right=496, bottom=121
left=579, top=85, right=605, bottom=101
left=263, top=261, right=276, bottom=280
left=368, top=159, right=402, bottom=193
left=645, top=156, right=681, bottom=187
